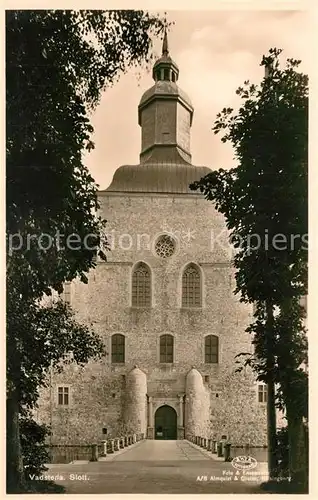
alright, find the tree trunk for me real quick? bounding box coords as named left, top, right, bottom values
left=280, top=298, right=308, bottom=492
left=6, top=328, right=25, bottom=493
left=265, top=301, right=278, bottom=479
left=267, top=377, right=277, bottom=478
left=6, top=386, right=25, bottom=492
left=286, top=407, right=308, bottom=491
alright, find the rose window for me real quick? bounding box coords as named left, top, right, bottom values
left=155, top=235, right=176, bottom=258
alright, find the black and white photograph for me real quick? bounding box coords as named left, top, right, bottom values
left=6, top=6, right=310, bottom=495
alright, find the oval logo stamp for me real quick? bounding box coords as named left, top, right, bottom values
left=231, top=456, right=258, bottom=470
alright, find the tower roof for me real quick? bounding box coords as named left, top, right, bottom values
left=139, top=80, right=193, bottom=120
left=151, top=29, right=179, bottom=81
left=138, top=29, right=193, bottom=127
left=186, top=367, right=204, bottom=390
left=102, top=29, right=211, bottom=194
left=162, top=28, right=169, bottom=56
left=127, top=366, right=146, bottom=380
left=103, top=162, right=211, bottom=194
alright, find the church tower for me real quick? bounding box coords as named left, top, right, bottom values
left=106, top=30, right=210, bottom=194
left=138, top=30, right=193, bottom=164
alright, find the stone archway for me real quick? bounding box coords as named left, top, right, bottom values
left=154, top=405, right=177, bottom=440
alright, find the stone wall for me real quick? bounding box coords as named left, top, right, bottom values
left=35, top=362, right=125, bottom=444
left=35, top=192, right=268, bottom=445
left=209, top=369, right=267, bottom=446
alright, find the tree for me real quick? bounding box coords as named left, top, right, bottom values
left=190, top=48, right=308, bottom=491
left=7, top=288, right=106, bottom=492
left=6, top=9, right=166, bottom=492
left=7, top=10, right=166, bottom=298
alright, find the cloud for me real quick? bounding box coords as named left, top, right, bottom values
left=189, top=11, right=309, bottom=60
left=177, top=10, right=309, bottom=114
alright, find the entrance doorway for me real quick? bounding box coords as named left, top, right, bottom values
left=154, top=405, right=177, bottom=440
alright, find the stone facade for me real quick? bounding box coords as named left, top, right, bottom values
left=35, top=35, right=271, bottom=446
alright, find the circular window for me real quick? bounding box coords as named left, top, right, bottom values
left=155, top=234, right=176, bottom=258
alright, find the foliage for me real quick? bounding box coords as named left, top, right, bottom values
left=276, top=426, right=289, bottom=477
left=236, top=299, right=308, bottom=418
left=7, top=10, right=166, bottom=299
left=261, top=425, right=308, bottom=493
left=7, top=290, right=106, bottom=411
left=274, top=299, right=308, bottom=417
left=7, top=7, right=166, bottom=398
left=192, top=48, right=307, bottom=305
left=17, top=417, right=66, bottom=493
left=20, top=417, right=50, bottom=478
left=190, top=48, right=308, bottom=484
left=190, top=46, right=308, bottom=395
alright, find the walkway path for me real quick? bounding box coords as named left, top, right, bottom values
left=44, top=440, right=266, bottom=494
left=112, top=439, right=211, bottom=461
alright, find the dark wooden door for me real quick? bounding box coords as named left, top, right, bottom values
left=154, top=405, right=177, bottom=440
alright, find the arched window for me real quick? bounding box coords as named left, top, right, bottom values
left=205, top=335, right=219, bottom=364
left=132, top=263, right=151, bottom=307
left=182, top=264, right=202, bottom=308
left=111, top=334, right=125, bottom=364
left=160, top=334, right=174, bottom=363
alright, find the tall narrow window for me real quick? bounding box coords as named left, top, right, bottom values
left=132, top=263, right=151, bottom=307
left=205, top=335, right=219, bottom=364
left=258, top=384, right=268, bottom=403
left=58, top=386, right=69, bottom=406
left=111, top=334, right=125, bottom=364
left=182, top=264, right=201, bottom=308
left=160, top=334, right=174, bottom=363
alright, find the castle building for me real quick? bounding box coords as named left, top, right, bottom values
left=36, top=33, right=268, bottom=446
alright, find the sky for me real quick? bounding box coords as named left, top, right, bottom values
left=84, top=10, right=310, bottom=190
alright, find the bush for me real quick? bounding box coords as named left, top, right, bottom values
left=276, top=426, right=289, bottom=477
left=20, top=417, right=50, bottom=479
